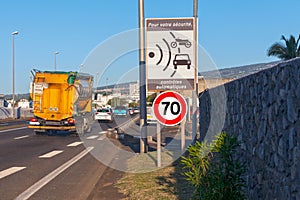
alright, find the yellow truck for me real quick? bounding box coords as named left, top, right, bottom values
left=28, top=69, right=94, bottom=135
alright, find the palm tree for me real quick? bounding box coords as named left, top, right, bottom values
left=267, top=34, right=300, bottom=60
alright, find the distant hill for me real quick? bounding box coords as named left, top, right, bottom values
left=95, top=81, right=138, bottom=91
left=200, top=61, right=281, bottom=79
left=4, top=61, right=283, bottom=97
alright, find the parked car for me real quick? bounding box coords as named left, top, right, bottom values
left=113, top=106, right=128, bottom=116
left=94, top=108, right=113, bottom=122
left=128, top=107, right=134, bottom=115
left=133, top=107, right=140, bottom=113
left=147, top=107, right=157, bottom=124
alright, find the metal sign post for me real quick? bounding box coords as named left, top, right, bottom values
left=146, top=17, right=195, bottom=167
left=139, top=0, right=148, bottom=153
left=157, top=121, right=161, bottom=167
left=192, top=0, right=199, bottom=141
left=153, top=91, right=187, bottom=167
left=144, top=1, right=198, bottom=166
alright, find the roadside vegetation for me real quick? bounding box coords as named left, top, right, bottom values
left=117, top=132, right=246, bottom=200
left=181, top=132, right=246, bottom=199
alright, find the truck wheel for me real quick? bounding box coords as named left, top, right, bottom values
left=34, top=131, right=43, bottom=135
left=47, top=130, right=56, bottom=135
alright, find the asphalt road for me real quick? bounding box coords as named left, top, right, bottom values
left=0, top=116, right=132, bottom=200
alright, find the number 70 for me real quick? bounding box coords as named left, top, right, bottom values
left=161, top=101, right=180, bottom=115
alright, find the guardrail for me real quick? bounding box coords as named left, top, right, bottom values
left=0, top=107, right=33, bottom=119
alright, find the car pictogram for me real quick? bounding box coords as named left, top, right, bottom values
left=173, top=54, right=191, bottom=69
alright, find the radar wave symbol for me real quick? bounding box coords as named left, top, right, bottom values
left=149, top=38, right=172, bottom=71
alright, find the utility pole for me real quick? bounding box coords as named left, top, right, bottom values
left=106, top=78, right=108, bottom=106
left=12, top=31, right=19, bottom=119
left=79, top=64, right=83, bottom=72
left=54, top=51, right=59, bottom=71
left=139, top=0, right=148, bottom=153
left=192, top=0, right=199, bottom=140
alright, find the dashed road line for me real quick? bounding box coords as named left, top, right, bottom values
left=98, top=134, right=106, bottom=141
left=14, top=135, right=30, bottom=140
left=67, top=141, right=83, bottom=147
left=39, top=150, right=63, bottom=158
left=15, top=147, right=94, bottom=200
left=0, top=167, right=26, bottom=180
left=0, top=127, right=27, bottom=133
left=86, top=135, right=98, bottom=140
left=99, top=131, right=108, bottom=135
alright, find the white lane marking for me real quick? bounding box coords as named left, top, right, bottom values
left=0, top=127, right=27, bottom=133
left=14, top=135, right=30, bottom=140
left=98, top=134, right=106, bottom=141
left=67, top=141, right=83, bottom=147
left=0, top=167, right=26, bottom=180
left=39, top=150, right=63, bottom=158
left=16, top=147, right=94, bottom=200
left=86, top=135, right=98, bottom=140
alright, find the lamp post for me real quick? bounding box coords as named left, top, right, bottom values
left=138, top=0, right=148, bottom=153
left=106, top=78, right=108, bottom=105
left=79, top=64, right=83, bottom=72
left=12, top=31, right=19, bottom=119
left=54, top=51, right=59, bottom=71
left=192, top=0, right=199, bottom=140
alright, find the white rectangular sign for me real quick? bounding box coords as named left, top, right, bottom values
left=146, top=18, right=196, bottom=91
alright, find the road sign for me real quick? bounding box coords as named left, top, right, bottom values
left=146, top=18, right=196, bottom=91
left=152, top=91, right=187, bottom=126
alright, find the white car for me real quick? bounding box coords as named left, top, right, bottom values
left=133, top=107, right=140, bottom=113
left=94, top=108, right=113, bottom=122
left=147, top=107, right=157, bottom=124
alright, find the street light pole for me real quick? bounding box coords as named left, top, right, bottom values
left=106, top=78, right=108, bottom=106
left=12, top=31, right=19, bottom=119
left=79, top=64, right=83, bottom=72
left=139, top=0, right=148, bottom=153
left=54, top=51, right=59, bottom=71
left=192, top=0, right=199, bottom=140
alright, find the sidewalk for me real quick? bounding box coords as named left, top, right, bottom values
left=87, top=167, right=126, bottom=200
left=88, top=123, right=193, bottom=199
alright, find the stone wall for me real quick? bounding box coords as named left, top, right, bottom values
left=199, top=58, right=300, bottom=199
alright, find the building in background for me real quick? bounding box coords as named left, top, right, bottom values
left=0, top=94, right=4, bottom=107
left=18, top=99, right=31, bottom=108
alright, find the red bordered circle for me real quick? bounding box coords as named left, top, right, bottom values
left=152, top=91, right=187, bottom=126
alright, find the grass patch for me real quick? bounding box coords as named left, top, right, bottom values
left=116, top=151, right=194, bottom=200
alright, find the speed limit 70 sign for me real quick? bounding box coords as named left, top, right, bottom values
left=152, top=91, right=187, bottom=126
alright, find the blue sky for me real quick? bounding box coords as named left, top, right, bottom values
left=0, top=0, right=299, bottom=94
